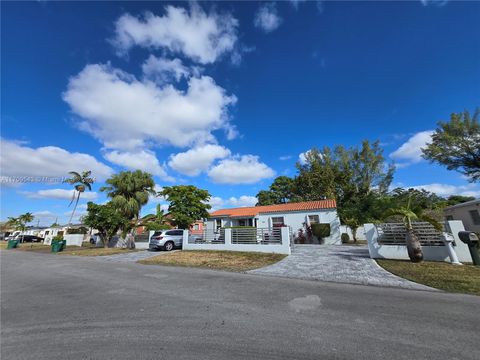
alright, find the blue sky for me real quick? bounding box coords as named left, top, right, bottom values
left=1, top=0, right=479, bottom=226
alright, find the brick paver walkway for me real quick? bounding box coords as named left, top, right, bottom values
left=249, top=245, right=435, bottom=291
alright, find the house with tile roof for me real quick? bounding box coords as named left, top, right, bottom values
left=206, top=200, right=341, bottom=245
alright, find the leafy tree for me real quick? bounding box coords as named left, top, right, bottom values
left=293, top=141, right=394, bottom=230
left=383, top=196, right=442, bottom=263
left=83, top=202, right=129, bottom=248
left=422, top=109, right=480, bottom=182
left=159, top=185, right=211, bottom=229
left=64, top=171, right=94, bottom=225
left=256, top=176, right=295, bottom=205
left=444, top=195, right=475, bottom=207
left=142, top=204, right=171, bottom=231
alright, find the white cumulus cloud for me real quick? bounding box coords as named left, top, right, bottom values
left=0, top=139, right=114, bottom=181
left=63, top=64, right=237, bottom=151
left=254, top=3, right=282, bottom=33
left=227, top=195, right=258, bottom=207
left=21, top=189, right=98, bottom=200
left=103, top=150, right=173, bottom=181
left=168, top=144, right=231, bottom=176
left=207, top=195, right=258, bottom=211
left=390, top=130, right=434, bottom=166
left=142, top=55, right=192, bottom=84
left=112, top=4, right=239, bottom=64
left=208, top=155, right=275, bottom=184
left=410, top=183, right=480, bottom=198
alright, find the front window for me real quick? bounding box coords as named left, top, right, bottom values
left=271, top=217, right=285, bottom=227
left=238, top=219, right=246, bottom=226
left=215, top=219, right=222, bottom=230
left=308, top=215, right=319, bottom=224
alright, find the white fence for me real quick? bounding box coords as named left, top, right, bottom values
left=183, top=227, right=291, bottom=254
left=44, top=234, right=85, bottom=246
left=365, top=220, right=472, bottom=263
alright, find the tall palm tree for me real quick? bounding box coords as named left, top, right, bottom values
left=383, top=196, right=442, bottom=263
left=64, top=171, right=94, bottom=225
left=100, top=170, right=156, bottom=248
left=10, top=213, right=34, bottom=243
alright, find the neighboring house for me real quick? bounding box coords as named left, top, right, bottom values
left=206, top=200, right=341, bottom=245
left=190, top=220, right=204, bottom=235
left=444, top=199, right=480, bottom=233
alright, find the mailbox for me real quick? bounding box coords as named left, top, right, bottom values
left=458, top=231, right=479, bottom=246
left=458, top=231, right=480, bottom=265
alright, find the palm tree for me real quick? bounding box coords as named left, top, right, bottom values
left=100, top=170, right=156, bottom=248
left=383, top=196, right=442, bottom=263
left=8, top=213, right=34, bottom=243
left=64, top=171, right=94, bottom=225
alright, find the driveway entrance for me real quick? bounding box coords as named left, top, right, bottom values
left=249, top=245, right=433, bottom=290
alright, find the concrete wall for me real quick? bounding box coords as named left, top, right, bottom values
left=365, top=221, right=473, bottom=263
left=182, top=227, right=291, bottom=254
left=339, top=225, right=367, bottom=241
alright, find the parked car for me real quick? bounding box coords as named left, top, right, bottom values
left=149, top=229, right=184, bottom=251
left=20, top=235, right=44, bottom=243
left=5, top=231, right=21, bottom=241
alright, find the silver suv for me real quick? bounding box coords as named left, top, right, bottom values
left=149, top=229, right=184, bottom=251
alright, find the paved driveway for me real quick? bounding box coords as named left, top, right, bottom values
left=249, top=245, right=433, bottom=290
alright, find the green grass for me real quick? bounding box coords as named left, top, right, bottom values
left=377, top=259, right=480, bottom=296
left=138, top=250, right=287, bottom=272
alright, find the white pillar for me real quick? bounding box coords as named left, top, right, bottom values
left=280, top=226, right=290, bottom=245
left=224, top=228, right=232, bottom=245
left=441, top=232, right=462, bottom=265
left=182, top=229, right=189, bottom=246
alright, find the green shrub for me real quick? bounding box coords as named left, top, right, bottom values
left=52, top=235, right=64, bottom=241
left=311, top=223, right=331, bottom=239
left=341, top=233, right=350, bottom=243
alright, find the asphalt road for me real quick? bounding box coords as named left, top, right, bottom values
left=1, top=250, right=479, bottom=360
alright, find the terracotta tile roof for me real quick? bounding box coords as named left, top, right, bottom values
left=210, top=200, right=336, bottom=218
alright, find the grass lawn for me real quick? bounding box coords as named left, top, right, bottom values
left=0, top=242, right=139, bottom=256
left=377, top=259, right=480, bottom=296
left=138, top=250, right=287, bottom=272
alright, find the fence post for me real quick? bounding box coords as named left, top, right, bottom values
left=182, top=230, right=189, bottom=248
left=280, top=226, right=290, bottom=246
left=224, top=228, right=232, bottom=246
left=364, top=223, right=380, bottom=258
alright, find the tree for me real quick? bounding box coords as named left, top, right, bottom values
left=292, top=141, right=394, bottom=230
left=64, top=171, right=94, bottom=225
left=383, top=195, right=442, bottom=263
left=100, top=170, right=156, bottom=248
left=444, top=195, right=475, bottom=207
left=141, top=204, right=171, bottom=231
left=7, top=213, right=34, bottom=242
left=83, top=202, right=129, bottom=248
left=422, top=109, right=480, bottom=182
left=100, top=171, right=156, bottom=221
left=256, top=176, right=295, bottom=205
left=159, top=185, right=211, bottom=229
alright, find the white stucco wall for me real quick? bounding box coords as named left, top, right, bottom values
left=365, top=221, right=473, bottom=263
left=258, top=209, right=341, bottom=245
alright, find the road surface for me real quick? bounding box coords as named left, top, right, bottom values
left=1, top=250, right=479, bottom=360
